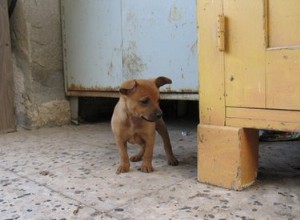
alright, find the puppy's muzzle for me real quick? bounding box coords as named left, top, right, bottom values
left=156, top=111, right=163, bottom=119
left=142, top=110, right=163, bottom=122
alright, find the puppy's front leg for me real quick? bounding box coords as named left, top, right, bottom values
left=140, top=136, right=155, bottom=173
left=156, top=119, right=179, bottom=166
left=116, top=139, right=130, bottom=174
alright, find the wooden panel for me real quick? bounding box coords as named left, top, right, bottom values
left=266, top=49, right=300, bottom=110
left=268, top=0, right=300, bottom=47
left=226, top=107, right=300, bottom=131
left=198, top=0, right=225, bottom=125
left=224, top=0, right=266, bottom=108
left=227, top=118, right=300, bottom=132
left=198, top=124, right=258, bottom=190
left=0, top=1, right=16, bottom=133
left=265, top=0, right=300, bottom=110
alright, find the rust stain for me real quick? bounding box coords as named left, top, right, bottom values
left=68, top=84, right=118, bottom=92
left=179, top=89, right=197, bottom=93
left=69, top=83, right=197, bottom=94
left=67, top=90, right=120, bottom=98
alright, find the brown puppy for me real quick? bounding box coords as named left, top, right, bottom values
left=111, top=76, right=179, bottom=173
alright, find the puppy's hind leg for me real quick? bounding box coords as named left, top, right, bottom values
left=156, top=119, right=179, bottom=166
left=130, top=146, right=145, bottom=162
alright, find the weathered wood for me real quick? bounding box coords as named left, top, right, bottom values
left=223, top=0, right=266, bottom=108
left=198, top=0, right=225, bottom=125
left=266, top=49, right=300, bottom=110
left=198, top=124, right=259, bottom=190
left=226, top=107, right=300, bottom=131
left=268, top=0, right=300, bottom=47
left=197, top=0, right=300, bottom=190
left=0, top=1, right=16, bottom=133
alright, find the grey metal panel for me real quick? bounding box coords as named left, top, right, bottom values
left=62, top=0, right=198, bottom=95
left=122, top=0, right=198, bottom=92
left=62, top=0, right=123, bottom=90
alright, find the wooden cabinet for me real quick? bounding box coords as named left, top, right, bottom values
left=197, top=0, right=300, bottom=190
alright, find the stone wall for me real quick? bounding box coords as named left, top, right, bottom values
left=9, top=0, right=70, bottom=129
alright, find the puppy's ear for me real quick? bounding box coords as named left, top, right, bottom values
left=155, top=76, right=172, bottom=88
left=119, top=80, right=137, bottom=95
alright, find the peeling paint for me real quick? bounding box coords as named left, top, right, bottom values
left=123, top=52, right=146, bottom=75
left=107, top=62, right=113, bottom=76
left=122, top=42, right=146, bottom=78
left=169, top=4, right=182, bottom=22
left=190, top=40, right=198, bottom=55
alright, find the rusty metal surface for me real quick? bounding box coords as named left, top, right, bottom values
left=67, top=90, right=198, bottom=100
left=68, top=82, right=198, bottom=100
left=68, top=84, right=119, bottom=92
left=62, top=0, right=198, bottom=97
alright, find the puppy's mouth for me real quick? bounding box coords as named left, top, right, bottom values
left=140, top=111, right=162, bottom=122
left=141, top=116, right=156, bottom=123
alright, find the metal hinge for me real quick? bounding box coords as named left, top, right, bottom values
left=217, top=14, right=226, bottom=52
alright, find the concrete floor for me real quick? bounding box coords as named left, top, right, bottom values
left=0, top=119, right=299, bottom=220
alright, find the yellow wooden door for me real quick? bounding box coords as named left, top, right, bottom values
left=224, top=0, right=300, bottom=110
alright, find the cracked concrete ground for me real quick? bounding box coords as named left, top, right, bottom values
left=0, top=119, right=299, bottom=219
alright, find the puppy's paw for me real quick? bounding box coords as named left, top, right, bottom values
left=139, top=164, right=154, bottom=173
left=116, top=164, right=130, bottom=174
left=168, top=156, right=179, bottom=166
left=130, top=155, right=143, bottom=162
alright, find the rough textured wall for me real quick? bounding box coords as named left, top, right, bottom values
left=10, top=0, right=70, bottom=129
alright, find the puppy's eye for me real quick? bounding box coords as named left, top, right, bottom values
left=139, top=98, right=150, bottom=106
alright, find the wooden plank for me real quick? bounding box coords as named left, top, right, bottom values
left=223, top=0, right=266, bottom=108
left=267, top=0, right=300, bottom=47
left=226, top=107, right=300, bottom=131
left=198, top=124, right=258, bottom=190
left=0, top=1, right=16, bottom=133
left=227, top=107, right=300, bottom=122
left=226, top=118, right=300, bottom=132
left=266, top=49, right=300, bottom=110
left=198, top=0, right=225, bottom=125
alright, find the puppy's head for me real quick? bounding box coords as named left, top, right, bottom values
left=119, top=76, right=172, bottom=122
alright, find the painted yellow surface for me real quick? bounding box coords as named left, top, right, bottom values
left=223, top=0, right=266, bottom=108
left=268, top=0, right=300, bottom=47
left=227, top=107, right=300, bottom=124
left=198, top=125, right=258, bottom=190
left=223, top=0, right=300, bottom=110
left=198, top=0, right=300, bottom=126
left=266, top=0, right=300, bottom=110
left=198, top=0, right=225, bottom=125
left=266, top=49, right=300, bottom=110
left=226, top=107, right=300, bottom=131
left=197, top=0, right=300, bottom=189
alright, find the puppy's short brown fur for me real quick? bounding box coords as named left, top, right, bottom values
left=111, top=76, right=179, bottom=173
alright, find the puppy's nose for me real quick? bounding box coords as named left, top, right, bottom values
left=156, top=111, right=163, bottom=119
